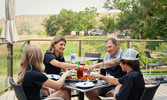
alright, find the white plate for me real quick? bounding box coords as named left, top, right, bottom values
left=75, top=82, right=94, bottom=88
left=47, top=74, right=60, bottom=80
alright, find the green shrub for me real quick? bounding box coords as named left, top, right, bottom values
left=155, top=42, right=167, bottom=52
left=147, top=42, right=159, bottom=50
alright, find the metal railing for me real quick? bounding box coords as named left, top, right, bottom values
left=0, top=39, right=167, bottom=94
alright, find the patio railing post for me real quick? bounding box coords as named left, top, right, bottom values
left=7, top=43, right=13, bottom=78
left=79, top=40, right=81, bottom=57
left=127, top=41, right=130, bottom=48
left=6, top=43, right=13, bottom=90
left=28, top=40, right=30, bottom=45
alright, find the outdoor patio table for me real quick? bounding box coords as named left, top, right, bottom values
left=63, top=80, right=111, bottom=100
left=64, top=56, right=98, bottom=62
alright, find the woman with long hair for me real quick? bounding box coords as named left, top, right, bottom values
left=18, top=45, right=71, bottom=100
left=44, top=35, right=78, bottom=75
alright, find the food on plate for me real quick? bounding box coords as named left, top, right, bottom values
left=66, top=76, right=77, bottom=80
left=66, top=76, right=73, bottom=79
left=82, top=74, right=96, bottom=80
left=66, top=74, right=96, bottom=80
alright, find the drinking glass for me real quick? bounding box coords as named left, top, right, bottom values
left=77, top=67, right=83, bottom=79
left=100, top=67, right=106, bottom=76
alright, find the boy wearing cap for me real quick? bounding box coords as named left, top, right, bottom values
left=91, top=48, right=145, bottom=100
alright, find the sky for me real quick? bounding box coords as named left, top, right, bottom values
left=0, top=0, right=115, bottom=18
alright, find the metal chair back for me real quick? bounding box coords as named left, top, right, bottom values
left=85, top=52, right=101, bottom=58
left=85, top=52, right=102, bottom=63
left=9, top=77, right=28, bottom=100
left=140, top=80, right=160, bottom=100
left=144, top=50, right=152, bottom=59
left=144, top=50, right=166, bottom=77
left=9, top=77, right=64, bottom=100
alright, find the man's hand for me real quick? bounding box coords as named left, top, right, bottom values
left=91, top=73, right=102, bottom=79
left=114, top=84, right=122, bottom=98
left=104, top=60, right=116, bottom=67
left=83, top=65, right=94, bottom=73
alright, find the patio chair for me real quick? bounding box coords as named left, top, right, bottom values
left=144, top=50, right=166, bottom=76
left=102, top=81, right=160, bottom=100
left=85, top=52, right=102, bottom=63
left=9, top=77, right=64, bottom=100
left=9, top=77, right=27, bottom=100
left=140, top=80, right=160, bottom=100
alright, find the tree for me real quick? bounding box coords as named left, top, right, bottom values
left=77, top=7, right=98, bottom=35
left=103, top=0, right=167, bottom=39
left=42, top=15, right=59, bottom=36
left=99, top=14, right=115, bottom=33
left=43, top=7, right=98, bottom=36
left=57, top=9, right=77, bottom=35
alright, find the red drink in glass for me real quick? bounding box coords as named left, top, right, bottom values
left=77, top=67, right=83, bottom=79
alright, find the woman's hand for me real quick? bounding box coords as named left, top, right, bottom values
left=63, top=71, right=71, bottom=77
left=47, top=88, right=56, bottom=95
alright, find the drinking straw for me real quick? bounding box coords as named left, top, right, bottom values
left=70, top=56, right=72, bottom=64
left=82, top=56, right=86, bottom=63
left=102, top=60, right=104, bottom=68
left=78, top=61, right=80, bottom=68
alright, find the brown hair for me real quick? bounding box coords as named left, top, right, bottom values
left=46, top=35, right=66, bottom=59
left=121, top=60, right=141, bottom=70
left=17, top=45, right=45, bottom=84
left=105, top=37, right=118, bottom=45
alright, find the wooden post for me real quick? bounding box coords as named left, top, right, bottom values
left=7, top=43, right=13, bottom=77
left=79, top=40, right=81, bottom=57
left=28, top=40, right=30, bottom=45
left=127, top=41, right=130, bottom=48
left=6, top=43, right=13, bottom=90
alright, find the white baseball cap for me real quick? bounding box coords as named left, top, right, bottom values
left=115, top=48, right=139, bottom=61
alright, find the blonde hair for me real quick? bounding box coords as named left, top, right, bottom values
left=46, top=35, right=66, bottom=59
left=17, top=45, right=45, bottom=84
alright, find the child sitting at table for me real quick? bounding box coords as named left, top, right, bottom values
left=17, top=44, right=71, bottom=100
left=91, top=48, right=145, bottom=100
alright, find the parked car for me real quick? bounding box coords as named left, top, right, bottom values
left=95, top=30, right=104, bottom=36
left=89, top=29, right=104, bottom=36
left=117, top=31, right=126, bottom=38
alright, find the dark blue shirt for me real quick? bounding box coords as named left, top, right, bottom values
left=116, top=70, right=145, bottom=100
left=44, top=53, right=65, bottom=75
left=22, top=65, right=48, bottom=100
